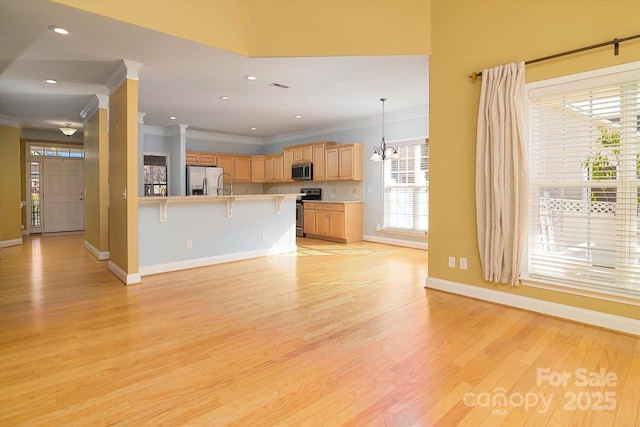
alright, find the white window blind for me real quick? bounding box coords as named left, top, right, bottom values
left=526, top=64, right=639, bottom=296
left=383, top=142, right=429, bottom=232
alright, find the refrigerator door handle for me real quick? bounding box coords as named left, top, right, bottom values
left=203, top=176, right=208, bottom=195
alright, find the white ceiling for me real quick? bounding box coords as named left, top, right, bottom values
left=0, top=0, right=429, bottom=142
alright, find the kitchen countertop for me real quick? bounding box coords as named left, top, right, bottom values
left=304, top=200, right=364, bottom=204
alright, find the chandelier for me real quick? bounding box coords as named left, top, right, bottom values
left=370, top=98, right=399, bottom=161
left=59, top=123, right=78, bottom=137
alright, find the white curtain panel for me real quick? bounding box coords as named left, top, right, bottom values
left=475, top=62, right=528, bottom=286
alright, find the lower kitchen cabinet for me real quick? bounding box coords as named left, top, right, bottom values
left=303, top=202, right=363, bottom=243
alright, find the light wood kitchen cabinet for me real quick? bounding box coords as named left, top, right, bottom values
left=185, top=152, right=200, bottom=165
left=312, top=144, right=326, bottom=181
left=293, top=145, right=313, bottom=163
left=283, top=147, right=294, bottom=182
left=185, top=151, right=218, bottom=166
left=234, top=156, right=251, bottom=182
left=251, top=156, right=265, bottom=183
left=303, top=202, right=363, bottom=243
left=199, top=153, right=218, bottom=166
left=325, top=147, right=339, bottom=180
left=303, top=202, right=316, bottom=235
left=217, top=154, right=234, bottom=184
left=265, top=154, right=284, bottom=183
left=325, top=143, right=363, bottom=181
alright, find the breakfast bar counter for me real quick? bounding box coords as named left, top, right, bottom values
left=138, top=194, right=300, bottom=276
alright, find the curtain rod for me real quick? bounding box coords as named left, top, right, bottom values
left=468, top=34, right=640, bottom=80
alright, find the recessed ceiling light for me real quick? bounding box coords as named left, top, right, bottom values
left=295, top=115, right=302, bottom=119
left=245, top=75, right=257, bottom=81
left=250, top=127, right=257, bottom=131
left=43, top=79, right=58, bottom=84
left=219, top=96, right=230, bottom=100
left=48, top=25, right=70, bottom=35
left=168, top=116, right=177, bottom=120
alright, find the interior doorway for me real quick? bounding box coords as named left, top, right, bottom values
left=27, top=143, right=85, bottom=235
left=42, top=158, right=84, bottom=233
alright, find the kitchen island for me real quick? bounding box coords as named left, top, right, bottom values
left=138, top=194, right=299, bottom=276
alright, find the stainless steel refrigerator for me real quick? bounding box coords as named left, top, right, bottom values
left=186, top=166, right=223, bottom=196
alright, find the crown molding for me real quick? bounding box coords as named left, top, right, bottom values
left=106, top=59, right=143, bottom=93
left=80, top=94, right=109, bottom=120
left=263, top=104, right=428, bottom=145
left=0, top=114, right=21, bottom=128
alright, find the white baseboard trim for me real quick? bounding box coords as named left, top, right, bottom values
left=139, top=244, right=297, bottom=277
left=84, top=240, right=110, bottom=260
left=425, top=277, right=640, bottom=336
left=108, top=261, right=142, bottom=285
left=0, top=238, right=23, bottom=248
left=363, top=234, right=428, bottom=250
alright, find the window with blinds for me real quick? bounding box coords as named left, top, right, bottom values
left=383, top=141, right=429, bottom=233
left=525, top=63, right=639, bottom=297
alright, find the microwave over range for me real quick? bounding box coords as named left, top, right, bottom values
left=292, top=162, right=313, bottom=181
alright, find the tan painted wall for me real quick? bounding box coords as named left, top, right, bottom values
left=52, top=0, right=251, bottom=56
left=0, top=125, right=22, bottom=245
left=84, top=108, right=110, bottom=253
left=109, top=80, right=139, bottom=274
left=247, top=0, right=430, bottom=56
left=52, top=0, right=431, bottom=57
left=429, top=0, right=640, bottom=319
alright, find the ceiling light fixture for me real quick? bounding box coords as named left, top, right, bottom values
left=295, top=115, right=302, bottom=119
left=59, top=123, right=77, bottom=137
left=168, top=116, right=177, bottom=120
left=48, top=25, right=70, bottom=35
left=43, top=79, right=58, bottom=84
left=245, top=75, right=257, bottom=81
left=370, top=98, right=399, bottom=161
left=250, top=127, right=257, bottom=131
left=219, top=96, right=230, bottom=100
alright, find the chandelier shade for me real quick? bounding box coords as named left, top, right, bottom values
left=60, top=123, right=78, bottom=137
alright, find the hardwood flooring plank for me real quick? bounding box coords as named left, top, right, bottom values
left=0, top=234, right=638, bottom=426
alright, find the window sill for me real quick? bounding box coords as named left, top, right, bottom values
left=521, top=277, right=640, bottom=307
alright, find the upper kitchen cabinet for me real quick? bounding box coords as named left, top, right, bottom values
left=312, top=143, right=328, bottom=181
left=265, top=154, right=284, bottom=183
left=293, top=145, right=313, bottom=163
left=325, top=143, right=363, bottom=181
left=283, top=147, right=294, bottom=182
left=185, top=151, right=218, bottom=166
left=251, top=156, right=265, bottom=183
left=234, top=155, right=251, bottom=183
left=217, top=154, right=234, bottom=184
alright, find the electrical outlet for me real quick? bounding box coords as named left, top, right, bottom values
left=460, top=257, right=468, bottom=270
left=262, top=232, right=268, bottom=240
left=448, top=256, right=456, bottom=268
left=186, top=240, right=192, bottom=250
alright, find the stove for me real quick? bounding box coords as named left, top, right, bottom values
left=296, top=188, right=322, bottom=236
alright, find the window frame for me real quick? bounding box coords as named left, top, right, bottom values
left=382, top=138, right=429, bottom=235
left=523, top=61, right=640, bottom=304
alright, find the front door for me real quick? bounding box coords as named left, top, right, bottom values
left=42, top=158, right=84, bottom=233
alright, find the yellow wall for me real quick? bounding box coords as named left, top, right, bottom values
left=84, top=108, right=110, bottom=253
left=109, top=80, right=139, bottom=275
left=52, top=0, right=431, bottom=57
left=0, top=125, right=22, bottom=245
left=247, top=0, right=430, bottom=56
left=429, top=0, right=640, bottom=319
left=52, top=0, right=251, bottom=56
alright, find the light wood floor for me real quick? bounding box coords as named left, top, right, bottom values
left=0, top=235, right=638, bottom=426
